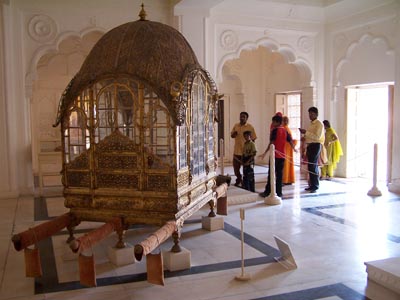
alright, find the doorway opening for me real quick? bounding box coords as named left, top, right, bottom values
left=275, top=92, right=302, bottom=166
left=346, top=84, right=393, bottom=182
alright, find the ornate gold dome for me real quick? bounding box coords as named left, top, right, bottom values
left=55, top=17, right=203, bottom=126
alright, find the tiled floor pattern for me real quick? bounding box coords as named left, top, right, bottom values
left=1, top=166, right=399, bottom=299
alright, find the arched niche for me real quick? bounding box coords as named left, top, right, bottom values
left=218, top=46, right=311, bottom=162
left=332, top=33, right=395, bottom=179
left=30, top=30, right=104, bottom=174
left=335, top=33, right=395, bottom=87
left=219, top=63, right=244, bottom=163
left=217, top=38, right=312, bottom=87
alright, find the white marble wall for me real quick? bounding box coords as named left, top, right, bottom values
left=0, top=0, right=174, bottom=199
left=389, top=13, right=400, bottom=193
left=325, top=0, right=400, bottom=183
left=1, top=0, right=400, bottom=198
left=176, top=1, right=326, bottom=163
left=176, top=0, right=400, bottom=187
left=0, top=4, right=15, bottom=198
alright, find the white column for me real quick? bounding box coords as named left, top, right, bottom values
left=174, top=6, right=207, bottom=67
left=388, top=17, right=400, bottom=193
left=300, top=86, right=317, bottom=125
left=0, top=2, right=34, bottom=198
left=0, top=3, right=16, bottom=199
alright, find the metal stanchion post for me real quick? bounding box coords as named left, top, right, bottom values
left=367, top=143, right=382, bottom=196
left=265, top=144, right=282, bottom=205
left=235, top=208, right=251, bottom=281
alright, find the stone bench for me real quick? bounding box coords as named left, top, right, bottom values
left=365, top=257, right=400, bottom=300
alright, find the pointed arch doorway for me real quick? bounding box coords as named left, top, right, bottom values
left=30, top=31, right=103, bottom=191
left=346, top=84, right=393, bottom=182
left=275, top=92, right=302, bottom=166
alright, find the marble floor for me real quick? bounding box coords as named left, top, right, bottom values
left=1, top=166, right=399, bottom=300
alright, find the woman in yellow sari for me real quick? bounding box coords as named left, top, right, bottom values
left=321, top=120, right=343, bottom=180
left=282, top=116, right=297, bottom=185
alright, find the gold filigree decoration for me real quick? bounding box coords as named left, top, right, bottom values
left=97, top=173, right=139, bottom=189
left=96, top=130, right=138, bottom=152
left=66, top=172, right=90, bottom=187
left=92, top=197, right=176, bottom=212
left=93, top=198, right=136, bottom=211
left=170, top=81, right=187, bottom=125
left=64, top=195, right=91, bottom=208
left=207, top=159, right=216, bottom=173
left=97, top=154, right=137, bottom=170
left=146, top=153, right=168, bottom=169
left=177, top=171, right=189, bottom=188
left=190, top=184, right=207, bottom=200
left=146, top=175, right=170, bottom=190
left=178, top=196, right=190, bottom=209
left=68, top=152, right=89, bottom=169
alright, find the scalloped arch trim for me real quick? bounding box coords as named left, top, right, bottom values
left=334, top=33, right=394, bottom=84
left=217, top=37, right=312, bottom=85
left=25, top=27, right=106, bottom=89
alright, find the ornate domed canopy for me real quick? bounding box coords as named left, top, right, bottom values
left=55, top=16, right=213, bottom=126
left=18, top=9, right=223, bottom=277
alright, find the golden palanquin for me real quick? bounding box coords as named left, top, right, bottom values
left=52, top=10, right=221, bottom=244
left=11, top=8, right=228, bottom=286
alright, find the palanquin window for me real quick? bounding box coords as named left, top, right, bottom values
left=178, top=72, right=216, bottom=178
left=63, top=78, right=174, bottom=168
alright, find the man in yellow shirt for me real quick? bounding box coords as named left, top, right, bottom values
left=231, top=112, right=257, bottom=187
left=299, top=107, right=325, bottom=193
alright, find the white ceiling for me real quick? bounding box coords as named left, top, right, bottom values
left=175, top=0, right=394, bottom=23
left=254, top=0, right=343, bottom=8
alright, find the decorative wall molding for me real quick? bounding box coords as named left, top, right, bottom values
left=333, top=33, right=348, bottom=50
left=28, top=14, right=58, bottom=43
left=297, top=36, right=313, bottom=53
left=25, top=27, right=106, bottom=98
left=223, top=60, right=242, bottom=80
left=39, top=111, right=58, bottom=139
left=334, top=33, right=395, bottom=84
left=220, top=30, right=238, bottom=51
left=217, top=37, right=313, bottom=86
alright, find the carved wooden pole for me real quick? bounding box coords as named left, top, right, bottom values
left=12, top=213, right=73, bottom=251
left=69, top=218, right=122, bottom=253
left=134, top=221, right=177, bottom=261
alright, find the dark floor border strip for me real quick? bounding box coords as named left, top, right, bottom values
left=386, top=233, right=400, bottom=243
left=35, top=236, right=59, bottom=293
left=34, top=249, right=274, bottom=294
left=31, top=196, right=380, bottom=295
left=34, top=197, right=49, bottom=220
left=302, top=199, right=400, bottom=243
left=253, top=283, right=370, bottom=300
left=37, top=256, right=275, bottom=294
left=302, top=207, right=357, bottom=226
left=34, top=219, right=279, bottom=294
left=251, top=282, right=370, bottom=300
left=224, top=222, right=280, bottom=257
left=297, top=191, right=347, bottom=199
